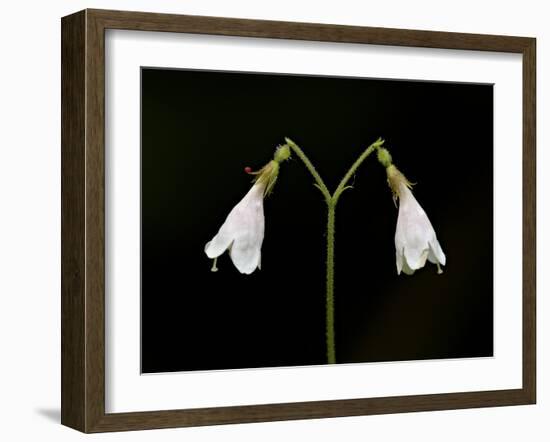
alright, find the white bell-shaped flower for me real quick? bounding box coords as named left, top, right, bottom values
left=387, top=165, right=446, bottom=275
left=204, top=145, right=290, bottom=275
left=204, top=180, right=266, bottom=275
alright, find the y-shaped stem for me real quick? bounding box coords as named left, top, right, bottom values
left=285, top=137, right=384, bottom=364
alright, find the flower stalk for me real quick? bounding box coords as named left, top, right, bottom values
left=325, top=203, right=336, bottom=364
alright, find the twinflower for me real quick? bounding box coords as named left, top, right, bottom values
left=386, top=164, right=446, bottom=275
left=204, top=145, right=290, bottom=274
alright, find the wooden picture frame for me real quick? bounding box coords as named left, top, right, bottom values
left=61, top=8, right=536, bottom=433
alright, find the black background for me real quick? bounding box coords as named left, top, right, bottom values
left=141, top=68, right=493, bottom=373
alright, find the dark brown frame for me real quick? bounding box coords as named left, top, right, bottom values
left=61, top=8, right=536, bottom=433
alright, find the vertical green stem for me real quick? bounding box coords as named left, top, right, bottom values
left=326, top=202, right=336, bottom=364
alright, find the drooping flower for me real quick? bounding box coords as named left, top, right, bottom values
left=204, top=145, right=290, bottom=274
left=386, top=164, right=446, bottom=275
left=204, top=179, right=266, bottom=274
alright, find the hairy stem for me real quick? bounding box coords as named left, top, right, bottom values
left=326, top=203, right=336, bottom=364
left=284, top=136, right=383, bottom=364
left=285, top=137, right=331, bottom=203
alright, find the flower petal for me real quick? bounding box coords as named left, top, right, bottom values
left=396, top=248, right=404, bottom=275
left=428, top=239, right=446, bottom=266
left=230, top=241, right=262, bottom=275
left=204, top=229, right=234, bottom=259
left=401, top=256, right=416, bottom=275
left=404, top=247, right=429, bottom=271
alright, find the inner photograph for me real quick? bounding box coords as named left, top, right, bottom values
left=140, top=67, right=494, bottom=374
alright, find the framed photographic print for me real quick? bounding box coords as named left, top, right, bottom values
left=61, top=9, right=536, bottom=433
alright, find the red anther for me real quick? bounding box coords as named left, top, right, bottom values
left=244, top=166, right=253, bottom=174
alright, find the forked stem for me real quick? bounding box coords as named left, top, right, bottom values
left=285, top=137, right=384, bottom=363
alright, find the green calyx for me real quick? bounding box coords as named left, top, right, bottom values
left=256, top=160, right=280, bottom=196
left=386, top=164, right=413, bottom=201
left=377, top=147, right=393, bottom=168
left=274, top=144, right=291, bottom=163
left=251, top=144, right=291, bottom=197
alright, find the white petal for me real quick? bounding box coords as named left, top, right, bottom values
left=230, top=241, right=262, bottom=275
left=404, top=248, right=429, bottom=271
left=396, top=248, right=404, bottom=275
left=204, top=231, right=233, bottom=259
left=401, top=257, right=416, bottom=275
left=428, top=239, right=446, bottom=266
